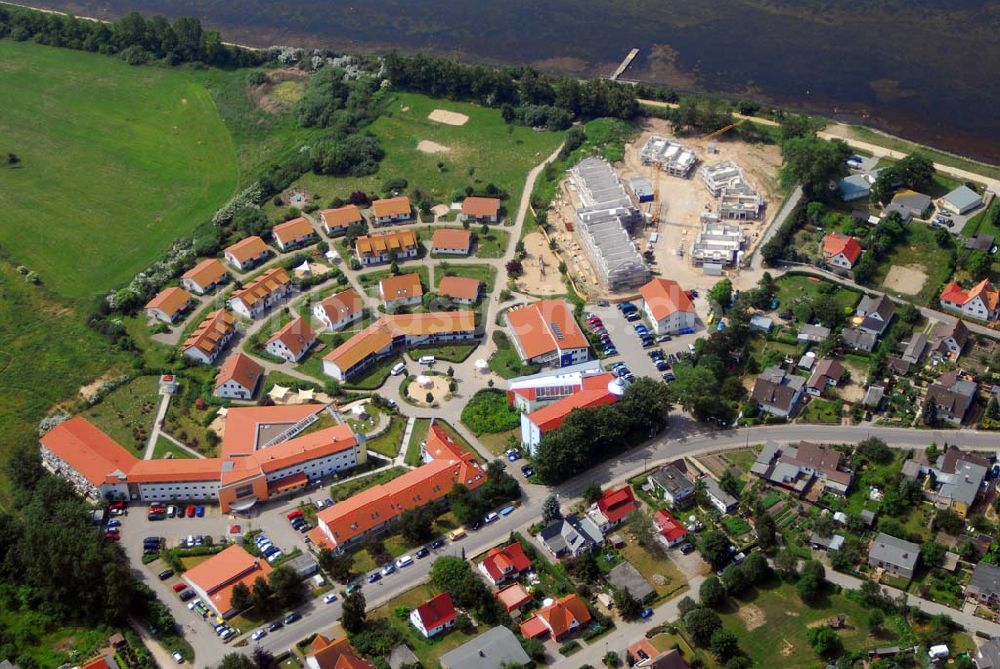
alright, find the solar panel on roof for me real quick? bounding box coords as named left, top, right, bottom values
left=550, top=322, right=564, bottom=340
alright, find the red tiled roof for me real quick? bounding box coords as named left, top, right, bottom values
left=653, top=508, right=687, bottom=543
left=438, top=276, right=480, bottom=301
left=320, top=205, right=364, bottom=230
left=354, top=230, right=418, bottom=256
left=182, top=545, right=272, bottom=614
left=315, top=288, right=363, bottom=324
left=220, top=404, right=326, bottom=457
left=431, top=228, right=473, bottom=252
left=372, top=196, right=411, bottom=219
left=480, top=543, right=532, bottom=582
left=145, top=286, right=193, bottom=317
left=526, top=373, right=620, bottom=431
left=380, top=273, right=423, bottom=304
left=639, top=278, right=695, bottom=322
left=183, top=258, right=228, bottom=289
left=267, top=316, right=316, bottom=358
left=40, top=417, right=138, bottom=487
left=309, top=637, right=376, bottom=669
left=231, top=267, right=291, bottom=309
left=461, top=196, right=500, bottom=217
left=519, top=616, right=550, bottom=639
left=272, top=217, right=316, bottom=246
left=183, top=309, right=236, bottom=358
left=225, top=236, right=270, bottom=264
left=215, top=352, right=263, bottom=391
left=507, top=300, right=589, bottom=360
left=822, top=233, right=863, bottom=264
left=413, top=592, right=457, bottom=630
left=597, top=486, right=637, bottom=525
left=536, top=594, right=591, bottom=639
left=496, top=583, right=532, bottom=612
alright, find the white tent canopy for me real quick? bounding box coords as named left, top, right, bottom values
left=268, top=384, right=291, bottom=401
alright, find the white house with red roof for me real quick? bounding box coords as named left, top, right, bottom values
left=587, top=486, right=637, bottom=532
left=519, top=372, right=623, bottom=454
left=652, top=509, right=688, bottom=547
left=478, top=542, right=532, bottom=586
left=266, top=317, right=317, bottom=363
left=639, top=278, right=697, bottom=335
left=409, top=592, right=458, bottom=638
left=940, top=279, right=1000, bottom=322
left=822, top=233, right=863, bottom=270
left=215, top=352, right=263, bottom=400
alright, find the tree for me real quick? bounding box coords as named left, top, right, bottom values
left=698, top=530, right=732, bottom=570
left=583, top=482, right=603, bottom=505
left=852, top=254, right=879, bottom=286
left=217, top=654, right=255, bottom=669
left=341, top=590, right=367, bottom=634
left=699, top=575, right=726, bottom=608
left=895, top=154, right=935, bottom=191
left=725, top=659, right=752, bottom=669
left=230, top=582, right=252, bottom=613
left=869, top=609, right=885, bottom=634
left=775, top=548, right=798, bottom=580
left=542, top=494, right=562, bottom=522
left=921, top=541, right=947, bottom=569
left=753, top=510, right=777, bottom=552
left=780, top=136, right=852, bottom=198
left=269, top=565, right=304, bottom=609
left=742, top=552, right=771, bottom=584
left=398, top=506, right=435, bottom=544
left=709, top=279, right=733, bottom=311
left=721, top=564, right=749, bottom=596
left=318, top=548, right=353, bottom=583
left=710, top=629, right=740, bottom=661
left=967, top=250, right=992, bottom=280
left=251, top=576, right=274, bottom=615
left=251, top=647, right=277, bottom=669
left=797, top=560, right=825, bottom=603
left=505, top=258, right=524, bottom=278
left=678, top=596, right=698, bottom=617
left=670, top=364, right=727, bottom=424
left=6, top=153, right=20, bottom=165
left=684, top=607, right=723, bottom=646
left=430, top=556, right=490, bottom=610
left=718, top=469, right=741, bottom=498
left=806, top=626, right=842, bottom=656
left=856, top=437, right=892, bottom=464
left=613, top=587, right=642, bottom=620
left=932, top=508, right=964, bottom=535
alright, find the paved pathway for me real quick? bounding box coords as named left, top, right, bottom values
left=142, top=390, right=174, bottom=459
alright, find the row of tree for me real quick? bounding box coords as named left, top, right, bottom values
left=533, top=377, right=672, bottom=484
left=383, top=51, right=639, bottom=121
left=0, top=7, right=262, bottom=68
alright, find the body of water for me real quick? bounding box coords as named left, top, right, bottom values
left=27, top=0, right=1000, bottom=162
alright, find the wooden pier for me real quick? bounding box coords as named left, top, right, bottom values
left=609, top=48, right=639, bottom=81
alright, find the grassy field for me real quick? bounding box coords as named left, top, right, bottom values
left=872, top=222, right=955, bottom=304
left=83, top=376, right=161, bottom=456
left=488, top=331, right=539, bottom=379
left=274, top=91, right=564, bottom=208
left=404, top=417, right=431, bottom=466
left=962, top=199, right=1000, bottom=238
left=364, top=415, right=407, bottom=458
left=800, top=398, right=843, bottom=424
left=774, top=274, right=862, bottom=320
left=152, top=436, right=195, bottom=460
left=0, top=266, right=123, bottom=504
left=460, top=389, right=520, bottom=435
left=474, top=228, right=510, bottom=258
left=0, top=40, right=238, bottom=302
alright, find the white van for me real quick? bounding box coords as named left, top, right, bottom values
left=395, top=555, right=413, bottom=569
left=390, top=362, right=406, bottom=376
left=418, top=355, right=436, bottom=365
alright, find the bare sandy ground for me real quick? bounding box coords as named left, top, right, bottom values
left=518, top=232, right=565, bottom=295
left=428, top=109, right=469, bottom=126
left=882, top=264, right=927, bottom=295
left=417, top=140, right=451, bottom=154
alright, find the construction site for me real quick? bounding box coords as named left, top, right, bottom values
left=540, top=116, right=782, bottom=299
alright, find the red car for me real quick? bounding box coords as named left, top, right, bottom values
left=110, top=501, right=126, bottom=510
left=186, top=504, right=197, bottom=517
left=172, top=583, right=188, bottom=593
left=104, top=533, right=120, bottom=542
left=287, top=510, right=303, bottom=521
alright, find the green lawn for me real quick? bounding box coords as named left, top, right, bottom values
left=774, top=275, right=862, bottom=321
left=799, top=398, right=843, bottom=424
left=83, top=376, right=162, bottom=456
left=364, top=415, right=407, bottom=458
left=404, top=418, right=431, bottom=466
left=0, top=40, right=238, bottom=302
left=488, top=331, right=539, bottom=379
left=474, top=228, right=511, bottom=258
left=715, top=580, right=902, bottom=666
left=405, top=344, right=478, bottom=363
left=329, top=466, right=407, bottom=503
left=273, top=91, right=564, bottom=209
left=962, top=199, right=1000, bottom=238
left=872, top=222, right=957, bottom=304
left=342, top=355, right=401, bottom=390
left=842, top=125, right=1000, bottom=183
left=435, top=263, right=498, bottom=292
left=151, top=437, right=196, bottom=460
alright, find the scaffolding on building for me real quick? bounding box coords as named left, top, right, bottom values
left=639, top=135, right=698, bottom=178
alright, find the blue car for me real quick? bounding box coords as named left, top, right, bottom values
left=367, top=572, right=382, bottom=584
left=195, top=505, right=204, bottom=517
left=107, top=519, right=121, bottom=528
left=641, top=607, right=654, bottom=619
left=325, top=497, right=334, bottom=507
left=500, top=505, right=515, bottom=516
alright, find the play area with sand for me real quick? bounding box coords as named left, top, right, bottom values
left=428, top=109, right=469, bottom=126
left=517, top=231, right=566, bottom=296
left=406, top=374, right=451, bottom=406
left=882, top=264, right=927, bottom=295
left=417, top=139, right=451, bottom=154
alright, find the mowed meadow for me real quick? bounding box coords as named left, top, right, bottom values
left=0, top=39, right=239, bottom=301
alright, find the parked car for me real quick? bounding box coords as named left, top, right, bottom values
left=396, top=555, right=413, bottom=569
left=287, top=510, right=303, bottom=521
left=505, top=449, right=521, bottom=462
left=345, top=583, right=362, bottom=594
left=367, top=572, right=382, bottom=584
left=267, top=621, right=284, bottom=632
left=251, top=629, right=267, bottom=641
left=483, top=511, right=499, bottom=524
left=430, top=538, right=445, bottom=549
left=656, top=334, right=672, bottom=342
left=381, top=563, right=396, bottom=576
left=195, top=505, right=205, bottom=518
left=158, top=569, right=174, bottom=580
left=179, top=590, right=195, bottom=602
left=104, top=532, right=120, bottom=542
left=283, top=612, right=301, bottom=624
left=641, top=607, right=654, bottom=619
left=172, top=651, right=185, bottom=664
left=323, top=593, right=338, bottom=604
left=679, top=543, right=695, bottom=555
left=172, top=583, right=188, bottom=593
left=521, top=464, right=535, bottom=478
left=415, top=547, right=430, bottom=559
left=185, top=504, right=196, bottom=517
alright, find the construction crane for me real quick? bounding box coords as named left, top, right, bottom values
left=703, top=118, right=746, bottom=141
left=649, top=161, right=661, bottom=228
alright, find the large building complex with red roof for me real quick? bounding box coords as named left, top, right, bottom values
left=39, top=406, right=365, bottom=511
left=519, top=372, right=622, bottom=454
left=182, top=545, right=272, bottom=617
left=505, top=300, right=590, bottom=368
left=311, top=422, right=486, bottom=551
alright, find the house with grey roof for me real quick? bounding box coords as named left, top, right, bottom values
left=842, top=326, right=877, bottom=353
left=887, top=190, right=932, bottom=219
left=925, top=369, right=977, bottom=426
left=860, top=509, right=877, bottom=527
left=809, top=533, right=845, bottom=551
left=608, top=561, right=656, bottom=602
left=940, top=185, right=983, bottom=215
left=702, top=476, right=738, bottom=514
left=964, top=234, right=995, bottom=253
left=837, top=174, right=873, bottom=202
left=750, top=314, right=773, bottom=333
left=440, top=626, right=531, bottom=669
left=976, top=638, right=1000, bottom=669
left=968, top=561, right=1000, bottom=610
left=647, top=463, right=696, bottom=510
left=751, top=366, right=805, bottom=418
left=868, top=532, right=920, bottom=579
left=924, top=445, right=990, bottom=517
left=929, top=319, right=969, bottom=361
left=863, top=385, right=885, bottom=409
left=902, top=333, right=928, bottom=365
left=856, top=295, right=896, bottom=337
left=537, top=514, right=604, bottom=558
left=797, top=324, right=831, bottom=344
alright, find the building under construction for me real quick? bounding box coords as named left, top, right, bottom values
left=690, top=217, right=745, bottom=269
left=567, top=158, right=649, bottom=291
left=700, top=160, right=764, bottom=220
left=640, top=135, right=698, bottom=177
